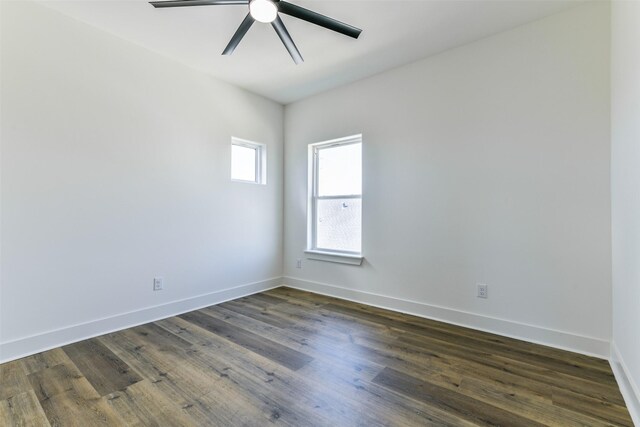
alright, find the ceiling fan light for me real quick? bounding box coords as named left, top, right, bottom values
left=249, top=0, right=278, bottom=23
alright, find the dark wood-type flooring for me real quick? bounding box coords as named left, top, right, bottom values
left=0, top=287, right=633, bottom=426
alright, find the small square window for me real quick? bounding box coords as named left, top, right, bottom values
left=231, top=138, right=266, bottom=185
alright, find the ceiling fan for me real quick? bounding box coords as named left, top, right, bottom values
left=149, top=0, right=362, bottom=64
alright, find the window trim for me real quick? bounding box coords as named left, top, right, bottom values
left=307, top=134, right=363, bottom=261
left=231, top=137, right=266, bottom=185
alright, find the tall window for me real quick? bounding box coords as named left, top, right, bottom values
left=231, top=137, right=266, bottom=184
left=309, top=135, right=362, bottom=255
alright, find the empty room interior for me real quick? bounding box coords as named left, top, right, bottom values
left=1, top=0, right=639, bottom=425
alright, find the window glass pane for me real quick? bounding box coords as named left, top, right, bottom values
left=318, top=143, right=361, bottom=196
left=316, top=198, right=361, bottom=252
left=231, top=144, right=256, bottom=182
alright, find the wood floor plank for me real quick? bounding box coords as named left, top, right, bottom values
left=185, top=337, right=341, bottom=426
left=265, top=287, right=337, bottom=307
left=296, top=355, right=475, bottom=427
left=99, top=333, right=185, bottom=383
left=189, top=307, right=436, bottom=425
left=241, top=292, right=289, bottom=307
left=180, top=309, right=313, bottom=371
left=100, top=393, right=146, bottom=427
left=0, top=391, right=51, bottom=427
left=323, top=301, right=617, bottom=386
left=98, top=379, right=190, bottom=427
left=127, top=322, right=193, bottom=352
left=27, top=363, right=124, bottom=426
left=0, top=287, right=632, bottom=426
left=350, top=326, right=625, bottom=409
left=157, top=322, right=304, bottom=425
left=219, top=299, right=298, bottom=329
left=63, top=338, right=143, bottom=396
left=191, top=342, right=386, bottom=426
left=395, top=331, right=626, bottom=403
left=27, top=363, right=100, bottom=403
left=19, top=349, right=70, bottom=376
left=202, top=304, right=386, bottom=383
left=170, top=313, right=385, bottom=426
left=458, top=376, right=618, bottom=427
left=373, top=366, right=546, bottom=427
left=151, top=358, right=274, bottom=426
left=552, top=387, right=634, bottom=426
left=0, top=360, right=31, bottom=400
left=39, top=390, right=125, bottom=427
left=188, top=389, right=272, bottom=427
left=343, top=315, right=621, bottom=401
left=203, top=305, right=352, bottom=357
left=321, top=290, right=612, bottom=373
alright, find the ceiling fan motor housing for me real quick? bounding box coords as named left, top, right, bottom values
left=249, top=0, right=278, bottom=23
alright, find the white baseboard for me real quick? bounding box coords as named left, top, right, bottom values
left=0, top=277, right=283, bottom=364
left=611, top=343, right=640, bottom=426
left=1, top=275, right=613, bottom=365
left=283, top=276, right=610, bottom=359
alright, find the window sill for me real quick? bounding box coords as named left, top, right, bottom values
left=304, top=250, right=364, bottom=266
left=231, top=179, right=265, bottom=186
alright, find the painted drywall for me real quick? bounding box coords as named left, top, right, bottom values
left=0, top=1, right=283, bottom=360
left=284, top=2, right=612, bottom=356
left=611, top=0, right=640, bottom=421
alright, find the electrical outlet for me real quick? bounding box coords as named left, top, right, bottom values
left=296, top=259, right=302, bottom=269
left=153, top=277, right=163, bottom=291
left=477, top=283, right=488, bottom=299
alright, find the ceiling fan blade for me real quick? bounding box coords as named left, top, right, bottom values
left=271, top=16, right=303, bottom=64
left=222, top=14, right=255, bottom=55
left=150, top=0, right=248, bottom=8
left=277, top=1, right=361, bottom=39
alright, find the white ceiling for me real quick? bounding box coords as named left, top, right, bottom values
left=40, top=0, right=583, bottom=104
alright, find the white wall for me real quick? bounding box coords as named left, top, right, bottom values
left=284, top=2, right=612, bottom=357
left=611, top=0, right=640, bottom=422
left=0, top=1, right=283, bottom=361
left=0, top=0, right=619, bottom=367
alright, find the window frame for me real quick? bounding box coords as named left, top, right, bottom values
left=307, top=134, right=363, bottom=263
left=231, top=137, right=266, bottom=185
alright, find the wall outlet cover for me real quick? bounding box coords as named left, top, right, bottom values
left=477, top=283, right=488, bottom=299
left=153, top=277, right=163, bottom=291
